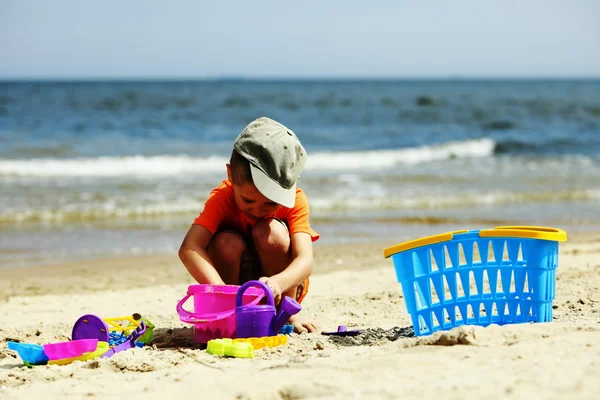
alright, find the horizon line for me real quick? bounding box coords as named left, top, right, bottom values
left=1, top=75, right=600, bottom=83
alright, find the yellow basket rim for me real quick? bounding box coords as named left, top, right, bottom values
left=383, top=230, right=468, bottom=258
left=383, top=226, right=567, bottom=258
left=479, top=226, right=567, bottom=241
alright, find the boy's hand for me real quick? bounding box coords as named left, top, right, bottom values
left=258, top=276, right=282, bottom=305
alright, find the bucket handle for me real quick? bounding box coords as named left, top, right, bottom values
left=176, top=293, right=230, bottom=324
left=236, top=280, right=274, bottom=308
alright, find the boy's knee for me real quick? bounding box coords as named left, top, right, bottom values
left=252, top=220, right=289, bottom=253
left=178, top=245, right=188, bottom=263
left=209, top=232, right=245, bottom=262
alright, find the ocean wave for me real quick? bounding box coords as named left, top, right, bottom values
left=309, top=189, right=600, bottom=211
left=0, top=155, right=229, bottom=177
left=0, top=201, right=204, bottom=223
left=0, top=138, right=496, bottom=177
left=2, top=188, right=599, bottom=224
left=306, top=139, right=495, bottom=170
left=494, top=138, right=600, bottom=155
left=311, top=215, right=511, bottom=226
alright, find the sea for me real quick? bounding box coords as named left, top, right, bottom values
left=1, top=79, right=599, bottom=268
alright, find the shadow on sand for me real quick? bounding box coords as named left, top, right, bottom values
left=150, top=327, right=206, bottom=350
left=327, top=326, right=414, bottom=347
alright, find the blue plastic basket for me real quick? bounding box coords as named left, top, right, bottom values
left=384, top=226, right=567, bottom=336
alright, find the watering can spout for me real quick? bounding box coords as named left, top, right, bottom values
left=272, top=297, right=302, bottom=335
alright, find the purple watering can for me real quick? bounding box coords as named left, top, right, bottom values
left=235, top=280, right=302, bottom=338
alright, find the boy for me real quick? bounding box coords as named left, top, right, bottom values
left=179, top=117, right=319, bottom=333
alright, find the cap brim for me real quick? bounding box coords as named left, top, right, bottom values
left=249, top=163, right=296, bottom=208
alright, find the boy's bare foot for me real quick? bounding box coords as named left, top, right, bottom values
left=289, top=314, right=318, bottom=333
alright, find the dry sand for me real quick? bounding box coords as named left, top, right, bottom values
left=1, top=234, right=599, bottom=399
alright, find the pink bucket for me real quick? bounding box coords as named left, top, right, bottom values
left=176, top=284, right=265, bottom=343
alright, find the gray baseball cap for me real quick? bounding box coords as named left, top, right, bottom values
left=233, top=117, right=307, bottom=208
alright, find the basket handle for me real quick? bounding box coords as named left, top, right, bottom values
left=176, top=292, right=229, bottom=324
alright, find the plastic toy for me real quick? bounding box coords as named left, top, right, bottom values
left=72, top=314, right=110, bottom=342
left=8, top=339, right=102, bottom=366
left=8, top=313, right=149, bottom=367
left=384, top=226, right=567, bottom=336
left=7, top=342, right=48, bottom=366
left=103, top=314, right=154, bottom=344
left=71, top=314, right=147, bottom=358
left=235, top=280, right=302, bottom=338
left=109, top=331, right=127, bottom=346
left=43, top=339, right=98, bottom=360
left=132, top=313, right=155, bottom=344
left=322, top=325, right=361, bottom=337
left=279, top=323, right=294, bottom=335
left=232, top=335, right=288, bottom=350
left=104, top=315, right=140, bottom=334
left=206, top=339, right=254, bottom=358
left=48, top=341, right=110, bottom=366
left=206, top=335, right=288, bottom=358
left=100, top=322, right=146, bottom=358
left=176, top=284, right=265, bottom=343
left=72, top=313, right=153, bottom=346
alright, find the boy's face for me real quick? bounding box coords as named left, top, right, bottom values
left=227, top=165, right=282, bottom=220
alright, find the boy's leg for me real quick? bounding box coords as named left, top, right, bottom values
left=207, top=231, right=245, bottom=285
left=252, top=219, right=317, bottom=333
left=251, top=219, right=294, bottom=298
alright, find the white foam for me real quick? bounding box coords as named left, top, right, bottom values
left=0, top=155, right=229, bottom=177
left=2, top=187, right=600, bottom=223
left=305, top=138, right=496, bottom=171
left=0, top=199, right=205, bottom=223
left=309, top=188, right=600, bottom=211
left=0, top=138, right=495, bottom=177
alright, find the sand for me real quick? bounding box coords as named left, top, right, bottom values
left=1, top=234, right=599, bottom=399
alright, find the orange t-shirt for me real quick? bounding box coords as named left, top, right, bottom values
left=193, top=180, right=320, bottom=242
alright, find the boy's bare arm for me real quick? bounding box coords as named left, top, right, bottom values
left=271, top=232, right=314, bottom=292
left=178, top=225, right=225, bottom=285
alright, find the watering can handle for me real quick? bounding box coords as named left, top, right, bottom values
left=176, top=292, right=229, bottom=324
left=236, top=280, right=274, bottom=308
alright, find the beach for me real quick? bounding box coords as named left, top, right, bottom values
left=2, top=3, right=599, bottom=398
left=1, top=232, right=599, bottom=399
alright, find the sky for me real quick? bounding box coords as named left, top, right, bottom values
left=1, top=0, right=599, bottom=79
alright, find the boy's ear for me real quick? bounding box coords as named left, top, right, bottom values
left=226, top=163, right=233, bottom=182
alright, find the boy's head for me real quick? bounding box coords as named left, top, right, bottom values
left=230, top=117, right=306, bottom=208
